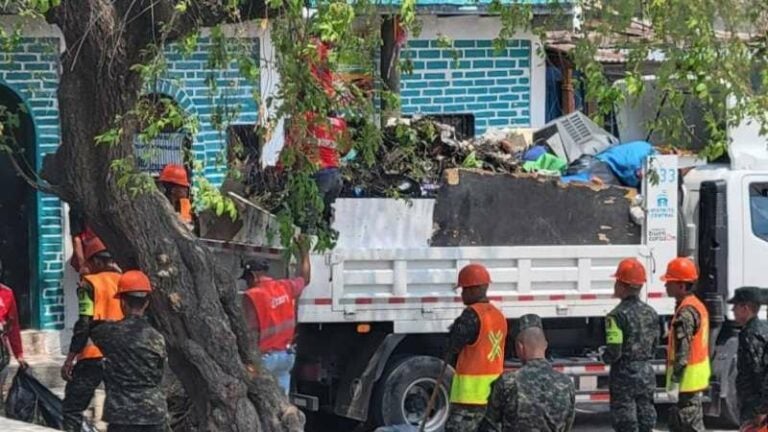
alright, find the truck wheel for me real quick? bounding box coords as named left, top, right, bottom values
left=372, top=355, right=454, bottom=432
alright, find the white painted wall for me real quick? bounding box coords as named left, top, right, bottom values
left=0, top=15, right=63, bottom=41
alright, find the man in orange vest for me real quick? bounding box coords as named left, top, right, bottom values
left=158, top=163, right=194, bottom=229
left=663, top=257, right=710, bottom=432
left=241, top=238, right=311, bottom=395
left=445, top=263, right=508, bottom=432
left=61, top=237, right=124, bottom=432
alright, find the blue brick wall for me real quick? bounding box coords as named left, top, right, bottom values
left=155, top=37, right=260, bottom=187
left=0, top=37, right=64, bottom=329
left=400, top=39, right=532, bottom=134
left=0, top=36, right=260, bottom=329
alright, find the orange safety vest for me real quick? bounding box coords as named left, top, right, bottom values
left=244, top=278, right=296, bottom=353
left=667, top=294, right=711, bottom=393
left=450, top=302, right=508, bottom=405
left=179, top=198, right=193, bottom=224
left=78, top=272, right=124, bottom=360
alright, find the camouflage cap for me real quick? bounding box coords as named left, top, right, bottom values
left=727, top=286, right=764, bottom=305
left=517, top=314, right=543, bottom=332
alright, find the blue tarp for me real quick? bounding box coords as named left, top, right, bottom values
left=595, top=141, right=655, bottom=188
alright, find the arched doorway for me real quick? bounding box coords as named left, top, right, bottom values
left=0, top=84, right=36, bottom=327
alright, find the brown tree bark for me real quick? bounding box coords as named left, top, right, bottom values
left=39, top=2, right=303, bottom=431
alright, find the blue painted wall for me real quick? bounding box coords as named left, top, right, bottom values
left=0, top=37, right=64, bottom=329
left=0, top=36, right=260, bottom=329
left=400, top=39, right=533, bottom=134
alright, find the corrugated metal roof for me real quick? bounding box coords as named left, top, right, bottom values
left=385, top=0, right=558, bottom=4
left=370, top=0, right=572, bottom=11
left=306, top=0, right=573, bottom=14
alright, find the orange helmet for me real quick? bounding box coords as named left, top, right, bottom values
left=116, top=270, right=153, bottom=298
left=457, top=264, right=491, bottom=288
left=158, top=164, right=190, bottom=188
left=661, top=257, right=698, bottom=283
left=83, top=237, right=110, bottom=262
left=612, top=258, right=647, bottom=286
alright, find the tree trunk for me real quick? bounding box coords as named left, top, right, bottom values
left=40, top=2, right=302, bottom=431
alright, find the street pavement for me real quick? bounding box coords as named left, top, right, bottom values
left=309, top=405, right=739, bottom=431
left=573, top=405, right=737, bottom=431
left=0, top=417, right=56, bottom=431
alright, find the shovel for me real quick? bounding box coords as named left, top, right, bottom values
left=418, top=354, right=450, bottom=432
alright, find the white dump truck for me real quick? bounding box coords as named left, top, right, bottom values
left=282, top=154, right=685, bottom=430
left=272, top=137, right=768, bottom=430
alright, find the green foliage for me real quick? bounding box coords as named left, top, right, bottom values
left=12, top=0, right=768, bottom=253
left=564, top=0, right=768, bottom=158
left=24, top=0, right=59, bottom=14
left=111, top=158, right=156, bottom=197
left=462, top=151, right=482, bottom=169
left=195, top=177, right=238, bottom=220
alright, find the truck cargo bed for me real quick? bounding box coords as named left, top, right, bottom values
left=298, top=243, right=674, bottom=331
left=432, top=169, right=640, bottom=246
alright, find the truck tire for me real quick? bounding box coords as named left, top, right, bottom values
left=372, top=355, right=454, bottom=432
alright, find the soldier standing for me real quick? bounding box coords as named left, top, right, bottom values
left=90, top=270, right=168, bottom=432
left=62, top=238, right=124, bottom=432
left=477, top=314, right=575, bottom=432
left=604, top=258, right=659, bottom=432
left=444, top=264, right=507, bottom=432
left=663, top=257, right=710, bottom=432
left=729, top=287, right=768, bottom=431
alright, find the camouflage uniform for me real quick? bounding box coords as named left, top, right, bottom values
left=90, top=316, right=168, bottom=430
left=736, top=312, right=768, bottom=425
left=604, top=294, right=660, bottom=432
left=445, top=405, right=486, bottom=432
left=668, top=298, right=705, bottom=432
left=445, top=305, right=486, bottom=432
left=62, top=359, right=104, bottom=431
left=477, top=359, right=575, bottom=432
left=63, top=279, right=107, bottom=432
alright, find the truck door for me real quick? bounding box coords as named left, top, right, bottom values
left=741, top=177, right=768, bottom=288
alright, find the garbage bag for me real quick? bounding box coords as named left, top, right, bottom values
left=565, top=154, right=597, bottom=176
left=522, top=153, right=567, bottom=176
left=595, top=140, right=655, bottom=187
left=563, top=155, right=620, bottom=185
left=5, top=369, right=64, bottom=428
left=522, top=145, right=548, bottom=162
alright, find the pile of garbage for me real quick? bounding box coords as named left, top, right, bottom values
left=342, top=112, right=657, bottom=198
left=238, top=111, right=659, bottom=206
left=341, top=117, right=530, bottom=198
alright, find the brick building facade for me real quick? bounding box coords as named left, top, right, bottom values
left=400, top=16, right=545, bottom=134
left=0, top=10, right=551, bottom=332
left=0, top=19, right=271, bottom=330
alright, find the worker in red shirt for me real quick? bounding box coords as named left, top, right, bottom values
left=281, top=39, right=352, bottom=224
left=241, top=237, right=311, bottom=395
left=0, top=259, right=29, bottom=401
left=69, top=206, right=97, bottom=274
